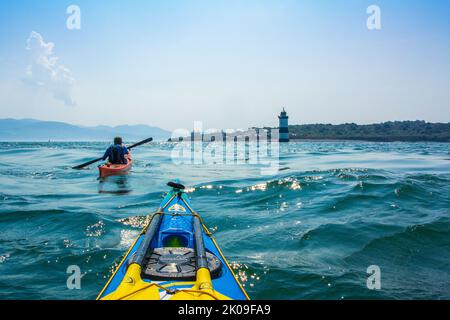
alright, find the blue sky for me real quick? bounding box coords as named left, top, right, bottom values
left=0, top=0, right=449, bottom=130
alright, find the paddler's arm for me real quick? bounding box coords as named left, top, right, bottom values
left=102, top=146, right=111, bottom=161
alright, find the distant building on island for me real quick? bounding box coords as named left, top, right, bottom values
left=278, top=108, right=289, bottom=142
left=172, top=107, right=291, bottom=143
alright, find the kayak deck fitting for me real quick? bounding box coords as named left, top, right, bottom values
left=97, top=182, right=249, bottom=300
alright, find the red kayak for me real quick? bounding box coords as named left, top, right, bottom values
left=98, top=153, right=132, bottom=178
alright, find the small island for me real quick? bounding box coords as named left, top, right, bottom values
left=289, top=120, right=450, bottom=142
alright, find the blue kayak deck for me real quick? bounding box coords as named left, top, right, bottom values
left=98, top=191, right=248, bottom=300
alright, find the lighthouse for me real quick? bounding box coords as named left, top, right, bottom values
left=278, top=108, right=289, bottom=142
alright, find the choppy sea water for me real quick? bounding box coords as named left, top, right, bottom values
left=0, top=141, right=449, bottom=300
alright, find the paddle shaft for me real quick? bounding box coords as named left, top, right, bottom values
left=72, top=157, right=104, bottom=169
left=72, top=137, right=153, bottom=169
left=127, top=137, right=153, bottom=149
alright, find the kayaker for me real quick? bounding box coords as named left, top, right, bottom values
left=102, top=137, right=129, bottom=164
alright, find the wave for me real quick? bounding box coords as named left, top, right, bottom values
left=1, top=142, right=450, bottom=299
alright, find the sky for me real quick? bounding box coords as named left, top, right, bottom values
left=0, top=0, right=449, bottom=131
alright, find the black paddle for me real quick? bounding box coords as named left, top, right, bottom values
left=72, top=137, right=153, bottom=170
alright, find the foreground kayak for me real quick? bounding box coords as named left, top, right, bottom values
left=98, top=153, right=132, bottom=178
left=97, top=182, right=249, bottom=300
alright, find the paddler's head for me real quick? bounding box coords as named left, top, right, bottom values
left=114, top=136, right=123, bottom=145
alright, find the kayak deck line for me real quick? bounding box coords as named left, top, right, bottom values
left=97, top=186, right=249, bottom=300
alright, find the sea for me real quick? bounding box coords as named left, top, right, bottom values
left=0, top=141, right=449, bottom=299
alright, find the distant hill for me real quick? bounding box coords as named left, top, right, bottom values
left=0, top=119, right=171, bottom=141
left=289, top=121, right=450, bottom=142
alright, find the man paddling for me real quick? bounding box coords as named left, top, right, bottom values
left=72, top=137, right=152, bottom=170
left=102, top=137, right=129, bottom=164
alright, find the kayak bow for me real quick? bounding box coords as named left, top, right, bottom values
left=97, top=182, right=249, bottom=300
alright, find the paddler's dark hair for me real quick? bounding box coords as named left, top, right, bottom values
left=114, top=137, right=123, bottom=145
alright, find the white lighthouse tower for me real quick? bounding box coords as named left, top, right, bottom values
left=278, top=108, right=289, bottom=142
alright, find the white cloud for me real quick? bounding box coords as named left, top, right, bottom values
left=24, top=31, right=76, bottom=106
